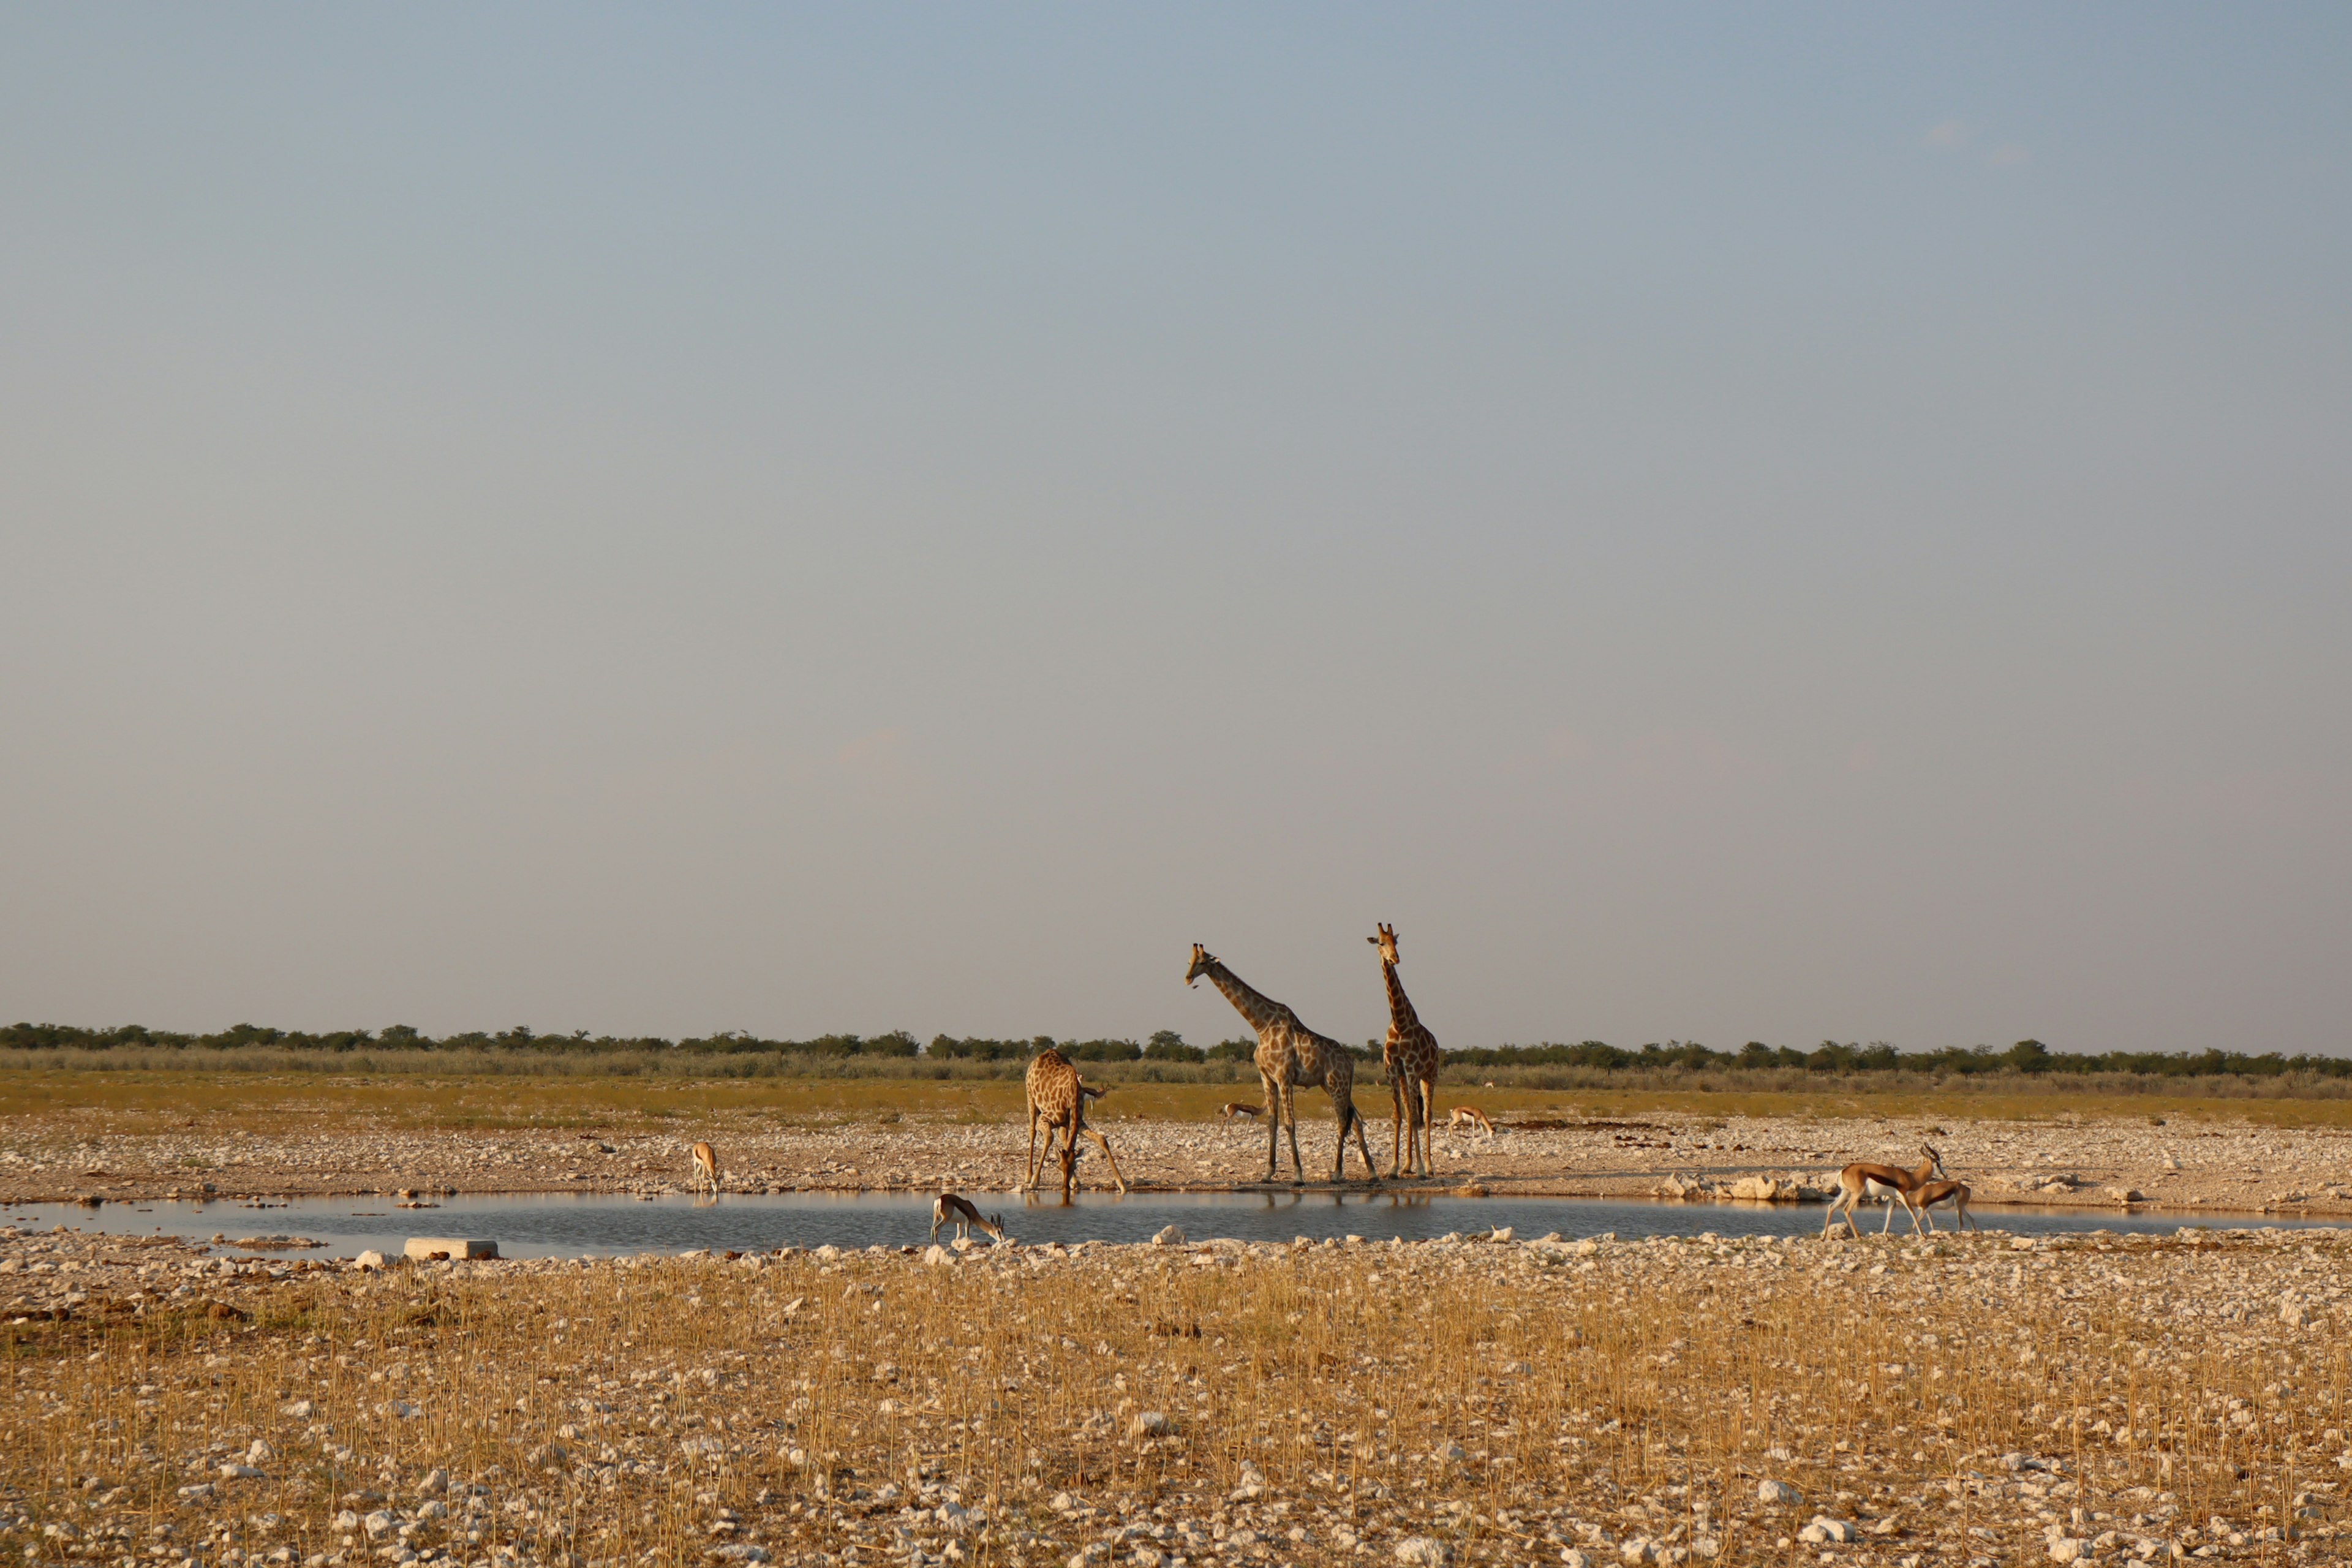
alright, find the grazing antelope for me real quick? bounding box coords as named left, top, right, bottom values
left=1914, top=1177, right=1977, bottom=1232
left=1446, top=1106, right=1496, bottom=1140
left=1823, top=1144, right=1949, bottom=1238
left=931, top=1192, right=1008, bottom=1245
left=689, top=1141, right=720, bottom=1197
left=1218, top=1101, right=1263, bottom=1120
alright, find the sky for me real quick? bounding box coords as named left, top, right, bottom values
left=2, top=6, right=2347, bottom=1055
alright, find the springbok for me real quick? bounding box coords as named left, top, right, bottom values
left=931, top=1193, right=1009, bottom=1245
left=1218, top=1101, right=1263, bottom=1120
left=1446, top=1106, right=1496, bottom=1140
left=1914, top=1177, right=1977, bottom=1232
left=690, top=1141, right=720, bottom=1197
left=1823, top=1144, right=1948, bottom=1238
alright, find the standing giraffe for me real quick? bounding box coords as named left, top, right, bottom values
left=1370, top=922, right=1442, bottom=1179
left=1185, top=944, right=1379, bottom=1185
left=1023, top=1048, right=1128, bottom=1199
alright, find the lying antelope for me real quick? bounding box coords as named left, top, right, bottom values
left=1446, top=1106, right=1495, bottom=1140
left=1218, top=1101, right=1263, bottom=1120
left=931, top=1192, right=1008, bottom=1245
left=690, top=1141, right=720, bottom=1197
left=1823, top=1144, right=1948, bottom=1238
left=1914, top=1177, right=1976, bottom=1232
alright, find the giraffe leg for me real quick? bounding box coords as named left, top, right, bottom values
left=1344, top=1095, right=1379, bottom=1183
left=1025, top=1106, right=1041, bottom=1192
left=1329, top=1088, right=1347, bottom=1183
left=1280, top=1082, right=1303, bottom=1183
left=1419, top=1077, right=1437, bottom=1178
left=1387, top=1068, right=1405, bottom=1180
left=1259, top=1071, right=1280, bottom=1182
left=1080, top=1127, right=1129, bottom=1194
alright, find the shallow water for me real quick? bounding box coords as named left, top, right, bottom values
left=5, top=1188, right=2337, bottom=1259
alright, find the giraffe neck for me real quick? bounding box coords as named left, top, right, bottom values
left=1381, top=959, right=1422, bottom=1034
left=1203, top=961, right=1284, bottom=1034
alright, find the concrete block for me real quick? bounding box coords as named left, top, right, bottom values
left=404, top=1237, right=499, bottom=1262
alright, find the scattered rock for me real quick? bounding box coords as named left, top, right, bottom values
left=1153, top=1225, right=1186, bottom=1246
left=1758, top=1480, right=1801, bottom=1506
left=1394, top=1539, right=1452, bottom=1567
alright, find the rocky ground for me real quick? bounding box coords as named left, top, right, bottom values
left=3, top=1221, right=2347, bottom=1568
left=9, top=1109, right=2352, bottom=1217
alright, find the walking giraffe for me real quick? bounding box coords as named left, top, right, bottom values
left=1023, top=1048, right=1128, bottom=1199
left=1185, top=944, right=1379, bottom=1185
left=1370, top=922, right=1442, bottom=1178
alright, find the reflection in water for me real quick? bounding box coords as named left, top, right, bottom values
left=2, top=1188, right=2331, bottom=1261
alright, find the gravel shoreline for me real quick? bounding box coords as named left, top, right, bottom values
left=13, top=1110, right=2352, bottom=1217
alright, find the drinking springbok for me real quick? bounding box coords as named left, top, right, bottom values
left=690, top=1141, right=720, bottom=1197
left=931, top=1193, right=1009, bottom=1245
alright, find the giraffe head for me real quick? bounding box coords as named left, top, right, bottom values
left=1368, top=923, right=1400, bottom=965
left=1185, top=944, right=1218, bottom=986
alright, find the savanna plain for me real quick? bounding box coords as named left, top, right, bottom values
left=9, top=1070, right=2352, bottom=1568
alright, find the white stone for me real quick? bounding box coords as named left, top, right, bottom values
left=354, top=1250, right=389, bottom=1271
left=2048, top=1539, right=2087, bottom=1563
left=923, top=1245, right=957, bottom=1267
left=1152, top=1225, right=1187, bottom=1246
left=402, top=1237, right=498, bottom=1262
left=1758, top=1480, right=1801, bottom=1506
left=1395, top=1539, right=1453, bottom=1567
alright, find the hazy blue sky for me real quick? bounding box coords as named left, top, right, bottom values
left=3, top=6, right=2346, bottom=1054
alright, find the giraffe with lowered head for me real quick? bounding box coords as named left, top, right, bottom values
left=1370, top=922, right=1442, bottom=1179
left=1185, top=944, right=1379, bottom=1185
left=1024, top=1047, right=1128, bottom=1199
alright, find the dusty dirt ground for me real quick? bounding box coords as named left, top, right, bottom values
left=10, top=1102, right=2352, bottom=1218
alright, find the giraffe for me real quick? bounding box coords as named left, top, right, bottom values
left=1185, top=944, right=1379, bottom=1185
left=1023, top=1048, right=1128, bottom=1199
left=1370, top=922, right=1442, bottom=1179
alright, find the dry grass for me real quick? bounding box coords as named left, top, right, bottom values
left=11, top=1069, right=2352, bottom=1142
left=6, top=1230, right=2346, bottom=1566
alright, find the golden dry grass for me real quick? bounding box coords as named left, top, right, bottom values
left=6, top=1229, right=2345, bottom=1566
left=10, top=1069, right=2352, bottom=1140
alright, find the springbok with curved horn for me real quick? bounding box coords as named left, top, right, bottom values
left=1823, top=1144, right=1948, bottom=1238
left=690, top=1141, right=720, bottom=1198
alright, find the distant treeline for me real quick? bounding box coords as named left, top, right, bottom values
left=0, top=1021, right=2345, bottom=1080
